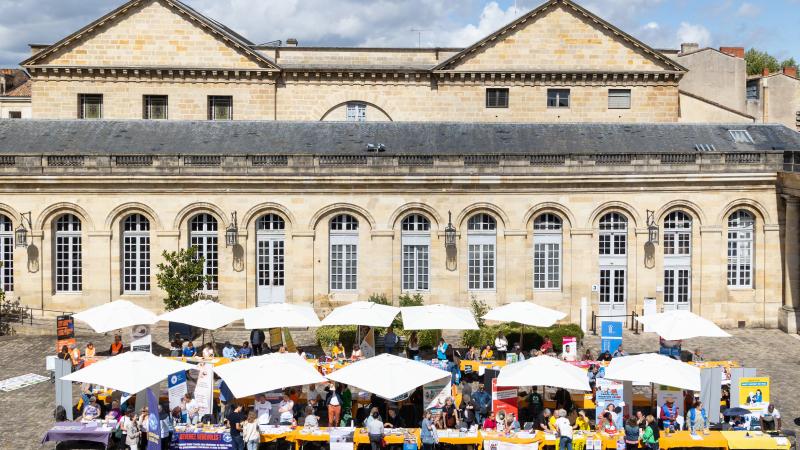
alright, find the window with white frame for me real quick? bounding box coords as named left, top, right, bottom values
left=0, top=214, right=13, bottom=293
left=345, top=102, right=367, bottom=122
left=599, top=212, right=627, bottom=256
left=330, top=214, right=358, bottom=291
left=727, top=210, right=754, bottom=288
left=256, top=213, right=285, bottom=293
left=467, top=213, right=496, bottom=290
left=189, top=213, right=218, bottom=291
left=401, top=214, right=430, bottom=291
left=533, top=213, right=562, bottom=290
left=608, top=89, right=631, bottom=109
left=122, top=214, right=150, bottom=294
left=54, top=214, right=82, bottom=293
left=547, top=89, right=570, bottom=108
left=663, top=211, right=692, bottom=308
left=663, top=211, right=692, bottom=256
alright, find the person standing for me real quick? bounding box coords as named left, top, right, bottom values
left=250, top=328, right=265, bottom=356
left=242, top=410, right=261, bottom=450
left=460, top=394, right=478, bottom=428
left=623, top=418, right=640, bottom=450
left=661, top=398, right=679, bottom=431
left=494, top=332, right=508, bottom=360
left=420, top=411, right=436, bottom=450
left=528, top=386, right=544, bottom=421
left=227, top=404, right=246, bottom=450
left=688, top=400, right=708, bottom=433
left=555, top=409, right=573, bottom=450
left=640, top=415, right=659, bottom=450
left=366, top=409, right=385, bottom=450
left=406, top=332, right=420, bottom=359
left=539, top=337, right=554, bottom=354
left=384, top=327, right=399, bottom=355
left=125, top=410, right=141, bottom=450
left=761, top=404, right=782, bottom=431
left=436, top=338, right=450, bottom=361
left=278, top=392, right=295, bottom=425
left=325, top=382, right=343, bottom=427
left=442, top=397, right=459, bottom=429
left=254, top=394, right=271, bottom=425
left=473, top=384, right=491, bottom=425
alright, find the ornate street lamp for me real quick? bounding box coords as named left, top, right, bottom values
left=444, top=211, right=456, bottom=248
left=225, top=211, right=238, bottom=247
left=15, top=212, right=32, bottom=248
left=646, top=209, right=659, bottom=245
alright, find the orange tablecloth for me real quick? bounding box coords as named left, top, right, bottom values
left=261, top=429, right=296, bottom=443
left=659, top=431, right=728, bottom=449
left=721, top=431, right=791, bottom=450
left=291, top=428, right=332, bottom=450
left=460, top=360, right=508, bottom=373
left=354, top=428, right=420, bottom=447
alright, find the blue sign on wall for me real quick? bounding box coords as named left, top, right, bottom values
left=600, top=321, right=623, bottom=354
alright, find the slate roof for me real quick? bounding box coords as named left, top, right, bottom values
left=0, top=120, right=797, bottom=155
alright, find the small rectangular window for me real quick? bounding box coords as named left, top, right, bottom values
left=547, top=89, right=570, bottom=108
left=208, top=96, right=232, bottom=120
left=608, top=89, right=631, bottom=109
left=485, top=88, right=509, bottom=108
left=746, top=84, right=759, bottom=100
left=345, top=102, right=366, bottom=122
left=729, top=130, right=754, bottom=144
left=143, top=95, right=168, bottom=120
left=8, top=111, right=22, bottom=119
left=78, top=94, right=103, bottom=119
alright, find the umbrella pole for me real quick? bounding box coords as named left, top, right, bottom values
left=651, top=383, right=655, bottom=416
left=519, top=324, right=524, bottom=350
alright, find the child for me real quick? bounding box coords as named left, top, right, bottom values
left=242, top=410, right=260, bottom=450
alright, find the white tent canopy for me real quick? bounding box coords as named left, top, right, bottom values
left=158, top=300, right=243, bottom=330
left=604, top=353, right=701, bottom=391
left=497, top=355, right=590, bottom=391
left=61, top=351, right=196, bottom=394
left=326, top=353, right=451, bottom=400
left=483, top=302, right=567, bottom=327
left=214, top=353, right=327, bottom=398
left=243, top=303, right=321, bottom=330
left=636, top=310, right=731, bottom=340
left=72, top=300, right=158, bottom=334
left=400, top=304, right=479, bottom=330
left=320, top=301, right=400, bottom=328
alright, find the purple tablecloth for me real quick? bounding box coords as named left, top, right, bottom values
left=41, top=422, right=112, bottom=445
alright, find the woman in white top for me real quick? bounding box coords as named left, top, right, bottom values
left=125, top=411, right=141, bottom=450
left=202, top=344, right=215, bottom=358
left=278, top=393, right=295, bottom=425
left=495, top=332, right=508, bottom=360
left=242, top=410, right=261, bottom=450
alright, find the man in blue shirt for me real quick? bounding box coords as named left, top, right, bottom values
left=472, top=384, right=491, bottom=425
left=222, top=341, right=238, bottom=359
left=384, top=327, right=399, bottom=355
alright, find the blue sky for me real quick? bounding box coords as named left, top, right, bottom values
left=0, top=0, right=798, bottom=67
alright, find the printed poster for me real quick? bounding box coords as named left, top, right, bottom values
left=360, top=327, right=375, bottom=358
left=171, top=432, right=234, bottom=449
left=131, top=325, right=152, bottom=352
left=562, top=336, right=577, bottom=361
left=600, top=321, right=622, bottom=354
left=56, top=315, right=76, bottom=353
left=423, top=376, right=451, bottom=412
left=595, top=378, right=623, bottom=420
left=737, top=377, right=769, bottom=414
left=329, top=427, right=355, bottom=450
left=491, top=378, right=518, bottom=417
left=168, top=371, right=188, bottom=411
left=194, top=362, right=214, bottom=418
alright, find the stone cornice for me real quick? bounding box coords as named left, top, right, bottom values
left=28, top=66, right=277, bottom=80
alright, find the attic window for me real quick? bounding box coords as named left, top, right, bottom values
left=729, top=130, right=754, bottom=144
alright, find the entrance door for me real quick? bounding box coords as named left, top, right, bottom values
left=257, top=236, right=285, bottom=305
left=663, top=211, right=692, bottom=311
left=599, top=267, right=627, bottom=321
left=663, top=268, right=690, bottom=311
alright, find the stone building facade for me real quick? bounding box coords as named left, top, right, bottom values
left=2, top=0, right=800, bottom=331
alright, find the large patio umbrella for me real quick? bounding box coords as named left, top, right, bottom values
left=243, top=303, right=321, bottom=329
left=604, top=353, right=701, bottom=391
left=326, top=353, right=451, bottom=400
left=214, top=353, right=327, bottom=398
left=400, top=304, right=479, bottom=330
left=320, top=301, right=400, bottom=328
left=72, top=300, right=158, bottom=334
left=157, top=300, right=243, bottom=330
left=497, top=355, right=590, bottom=391
left=483, top=302, right=566, bottom=327
left=635, top=310, right=731, bottom=340
left=61, top=351, right=196, bottom=394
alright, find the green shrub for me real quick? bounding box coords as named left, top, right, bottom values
left=316, top=325, right=357, bottom=350
left=462, top=323, right=584, bottom=353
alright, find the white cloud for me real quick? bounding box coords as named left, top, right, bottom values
left=580, top=0, right=664, bottom=29
left=676, top=22, right=712, bottom=47
left=437, top=2, right=519, bottom=47
left=736, top=2, right=761, bottom=17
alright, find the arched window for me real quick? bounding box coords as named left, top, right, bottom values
left=0, top=214, right=13, bottom=293
left=598, top=212, right=628, bottom=317
left=663, top=211, right=692, bottom=310
left=727, top=210, right=754, bottom=288
left=256, top=214, right=285, bottom=304
left=533, top=213, right=562, bottom=290
left=401, top=214, right=430, bottom=291
left=467, top=213, right=496, bottom=290
left=122, top=214, right=150, bottom=294
left=54, top=214, right=82, bottom=293
left=189, top=213, right=218, bottom=291
left=330, top=214, right=358, bottom=291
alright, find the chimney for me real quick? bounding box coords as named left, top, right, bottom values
left=719, top=46, right=744, bottom=58
left=680, top=42, right=699, bottom=54
left=762, top=68, right=770, bottom=77
left=285, top=38, right=298, bottom=47
left=784, top=66, right=798, bottom=79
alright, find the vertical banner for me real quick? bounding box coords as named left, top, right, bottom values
left=329, top=427, right=355, bottom=450
left=562, top=337, right=577, bottom=361
left=700, top=367, right=722, bottom=424
left=737, top=377, right=769, bottom=414
left=131, top=325, right=152, bottom=352
left=56, top=315, right=76, bottom=353
left=269, top=328, right=284, bottom=349
left=642, top=298, right=657, bottom=333
left=423, top=377, right=451, bottom=412
left=600, top=321, right=622, bottom=354
left=146, top=388, right=161, bottom=450
left=360, top=327, right=375, bottom=358
left=595, top=378, right=623, bottom=420
left=54, top=358, right=74, bottom=420
left=491, top=378, right=518, bottom=417
left=168, top=371, right=188, bottom=411
left=195, top=362, right=214, bottom=418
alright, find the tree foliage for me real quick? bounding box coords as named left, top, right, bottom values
left=156, top=247, right=210, bottom=311
left=745, top=48, right=797, bottom=76
left=782, top=57, right=798, bottom=70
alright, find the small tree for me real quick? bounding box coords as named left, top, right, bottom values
left=745, top=48, right=780, bottom=75
left=781, top=57, right=798, bottom=70
left=156, top=247, right=209, bottom=311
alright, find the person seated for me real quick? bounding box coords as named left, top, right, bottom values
left=599, top=351, right=613, bottom=362
left=58, top=345, right=71, bottom=362
left=222, top=341, right=238, bottom=359
left=202, top=343, right=215, bottom=358
left=574, top=410, right=591, bottom=431
left=82, top=396, right=101, bottom=420
left=482, top=411, right=498, bottom=430
left=505, top=412, right=520, bottom=432
left=351, top=345, right=363, bottom=361
left=302, top=406, right=319, bottom=427
left=170, top=333, right=184, bottom=357
left=612, top=345, right=628, bottom=358
left=465, top=346, right=480, bottom=360
left=331, top=341, right=346, bottom=359
left=106, top=400, right=122, bottom=422
left=69, top=344, right=84, bottom=370
left=582, top=349, right=594, bottom=361
left=85, top=342, right=96, bottom=359
left=385, top=408, right=404, bottom=428
left=278, top=345, right=287, bottom=354
left=539, top=337, right=554, bottom=354
left=182, top=341, right=197, bottom=357
left=109, top=335, right=125, bottom=356
left=534, top=408, right=552, bottom=432
left=480, top=345, right=494, bottom=360
left=238, top=341, right=252, bottom=359
left=296, top=347, right=307, bottom=359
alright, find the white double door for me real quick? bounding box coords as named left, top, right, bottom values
left=599, top=262, right=627, bottom=322
left=663, top=257, right=691, bottom=311
left=256, top=234, right=285, bottom=305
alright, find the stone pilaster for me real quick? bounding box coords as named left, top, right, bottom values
left=780, top=195, right=800, bottom=333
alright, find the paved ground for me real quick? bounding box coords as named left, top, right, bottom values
left=1, top=326, right=798, bottom=449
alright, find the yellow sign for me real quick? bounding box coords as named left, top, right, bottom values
left=737, top=377, right=769, bottom=412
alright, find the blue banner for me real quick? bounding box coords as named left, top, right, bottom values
left=170, top=432, right=235, bottom=449
left=600, top=321, right=623, bottom=354
left=147, top=388, right=162, bottom=450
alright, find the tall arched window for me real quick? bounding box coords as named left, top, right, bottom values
left=663, top=211, right=692, bottom=310
left=0, top=214, right=13, bottom=293
left=256, top=214, right=285, bottom=304
left=330, top=214, right=358, bottom=291
left=401, top=214, right=430, bottom=291
left=727, top=210, right=754, bottom=288
left=598, top=212, right=627, bottom=318
left=189, top=213, right=218, bottom=291
left=533, top=213, right=562, bottom=290
left=122, top=214, right=150, bottom=294
left=467, top=213, right=496, bottom=291
left=54, top=214, right=82, bottom=293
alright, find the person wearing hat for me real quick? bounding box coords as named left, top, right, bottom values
left=661, top=397, right=679, bottom=431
